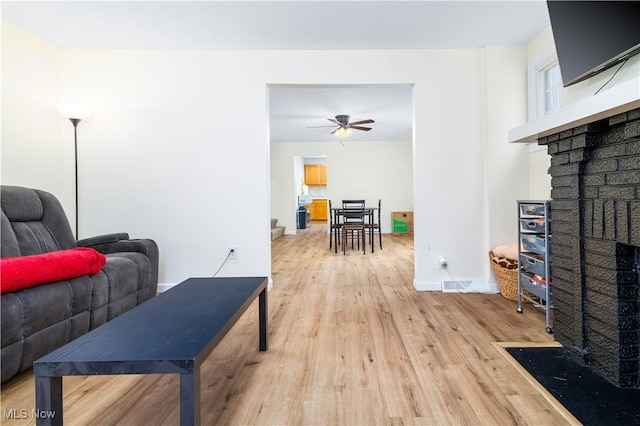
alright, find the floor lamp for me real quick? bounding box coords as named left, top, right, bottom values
left=57, top=104, right=90, bottom=239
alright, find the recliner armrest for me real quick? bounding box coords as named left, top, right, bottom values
left=77, top=233, right=130, bottom=247
left=77, top=235, right=159, bottom=292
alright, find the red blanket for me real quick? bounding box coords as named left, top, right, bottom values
left=0, top=247, right=106, bottom=294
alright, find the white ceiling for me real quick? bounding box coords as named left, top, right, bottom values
left=1, top=0, right=551, bottom=142
left=269, top=85, right=414, bottom=142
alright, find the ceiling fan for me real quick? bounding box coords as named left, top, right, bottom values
left=309, top=114, right=375, bottom=137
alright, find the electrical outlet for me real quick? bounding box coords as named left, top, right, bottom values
left=438, top=256, right=448, bottom=269
left=228, top=246, right=238, bottom=260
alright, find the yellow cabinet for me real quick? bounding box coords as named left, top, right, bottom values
left=308, top=199, right=328, bottom=221
left=304, top=165, right=327, bottom=185
left=306, top=203, right=316, bottom=220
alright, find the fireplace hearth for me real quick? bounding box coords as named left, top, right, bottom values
left=538, top=107, right=640, bottom=388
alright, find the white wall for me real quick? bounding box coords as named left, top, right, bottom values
left=524, top=27, right=554, bottom=200
left=528, top=149, right=552, bottom=199
left=561, top=51, right=640, bottom=109
left=412, top=48, right=529, bottom=290
left=523, top=25, right=640, bottom=201
left=271, top=140, right=413, bottom=234
left=2, top=22, right=530, bottom=290
left=483, top=46, right=530, bottom=250
left=0, top=21, right=71, bottom=211
left=527, top=26, right=640, bottom=113
left=56, top=49, right=273, bottom=284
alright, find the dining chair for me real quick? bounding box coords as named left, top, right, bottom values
left=329, top=200, right=343, bottom=253
left=341, top=199, right=366, bottom=255
left=364, top=199, right=382, bottom=250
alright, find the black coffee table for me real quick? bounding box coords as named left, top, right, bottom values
left=33, top=276, right=268, bottom=426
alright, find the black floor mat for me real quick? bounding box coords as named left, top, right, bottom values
left=506, top=347, right=640, bottom=426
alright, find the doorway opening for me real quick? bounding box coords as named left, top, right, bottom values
left=268, top=83, right=415, bottom=257
left=296, top=155, right=328, bottom=235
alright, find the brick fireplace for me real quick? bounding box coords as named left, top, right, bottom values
left=538, top=107, right=640, bottom=388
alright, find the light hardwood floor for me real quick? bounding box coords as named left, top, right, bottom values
left=0, top=232, right=567, bottom=425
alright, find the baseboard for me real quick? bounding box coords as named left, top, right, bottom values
left=488, top=280, right=500, bottom=293
left=164, top=279, right=495, bottom=294
left=157, top=282, right=177, bottom=293
left=165, top=275, right=495, bottom=294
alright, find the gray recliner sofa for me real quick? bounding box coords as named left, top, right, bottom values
left=1, top=185, right=159, bottom=383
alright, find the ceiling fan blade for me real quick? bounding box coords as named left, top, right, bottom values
left=348, top=119, right=375, bottom=126
left=350, top=126, right=372, bottom=131
left=307, top=125, right=338, bottom=128
left=328, top=118, right=341, bottom=125
left=330, top=128, right=339, bottom=135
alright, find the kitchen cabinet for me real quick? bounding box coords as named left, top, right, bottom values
left=313, top=199, right=328, bottom=221
left=304, top=165, right=327, bottom=185
left=307, top=199, right=328, bottom=221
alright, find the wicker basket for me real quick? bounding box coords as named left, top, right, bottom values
left=489, top=251, right=519, bottom=301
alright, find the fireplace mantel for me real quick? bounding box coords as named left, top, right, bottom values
left=509, top=78, right=640, bottom=144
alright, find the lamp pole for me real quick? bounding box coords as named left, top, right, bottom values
left=58, top=104, right=90, bottom=239
left=69, top=118, right=82, bottom=239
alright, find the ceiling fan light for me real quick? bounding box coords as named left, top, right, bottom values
left=335, top=127, right=352, bottom=138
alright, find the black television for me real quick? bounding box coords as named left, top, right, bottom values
left=546, top=1, right=640, bottom=87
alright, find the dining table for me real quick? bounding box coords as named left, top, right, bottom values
left=331, top=207, right=378, bottom=254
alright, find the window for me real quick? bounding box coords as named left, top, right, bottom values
left=527, top=47, right=561, bottom=152
left=527, top=46, right=561, bottom=122
left=543, top=63, right=561, bottom=115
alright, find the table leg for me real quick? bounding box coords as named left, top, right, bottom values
left=333, top=211, right=339, bottom=253
left=35, top=376, right=63, bottom=426
left=180, top=368, right=201, bottom=426
left=259, top=287, right=268, bottom=351
left=369, top=211, right=375, bottom=253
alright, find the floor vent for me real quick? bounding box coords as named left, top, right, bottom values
left=441, top=280, right=473, bottom=292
